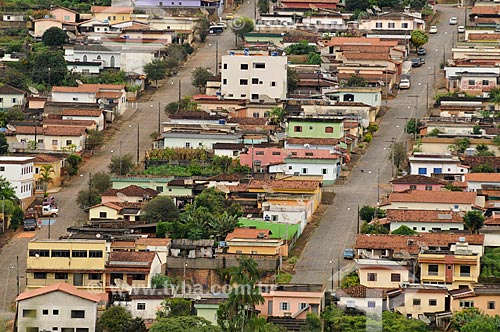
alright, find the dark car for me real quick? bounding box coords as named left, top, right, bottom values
left=411, top=57, right=425, bottom=67
left=209, top=26, right=224, bottom=34
left=23, top=218, right=37, bottom=231
left=417, top=47, right=426, bottom=55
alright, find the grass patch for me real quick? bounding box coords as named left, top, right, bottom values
left=276, top=272, right=292, bottom=284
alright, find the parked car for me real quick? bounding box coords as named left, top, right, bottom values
left=449, top=17, right=458, bottom=25
left=411, top=57, right=425, bottom=67
left=399, top=78, right=411, bottom=89
left=225, top=12, right=234, bottom=20
left=211, top=22, right=227, bottom=28
left=429, top=26, right=438, bottom=34
left=458, top=25, right=465, bottom=33
left=23, top=218, right=37, bottom=231
left=417, top=47, right=426, bottom=55
left=343, top=248, right=355, bottom=260
left=209, top=26, right=224, bottom=34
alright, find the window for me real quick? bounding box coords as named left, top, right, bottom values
left=131, top=274, right=146, bottom=280
left=294, top=126, right=302, bottom=132
left=23, top=309, right=36, bottom=318
left=240, top=94, right=246, bottom=98
left=468, top=80, right=475, bottom=85
left=240, top=64, right=249, bottom=70
left=428, top=265, right=439, bottom=276
left=429, top=299, right=437, bottom=306
left=253, top=63, right=266, bottom=69
left=99, top=212, right=107, bottom=218
left=239, top=79, right=248, bottom=85
left=367, top=273, right=377, bottom=281
left=272, top=152, right=281, bottom=155
left=252, top=78, right=259, bottom=84
left=291, top=152, right=297, bottom=156
left=482, top=80, right=490, bottom=86
left=256, top=151, right=264, bottom=155
left=65, top=140, right=72, bottom=146
left=347, top=300, right=355, bottom=308
left=271, top=81, right=276, bottom=86
left=488, top=301, right=496, bottom=310
left=185, top=142, right=191, bottom=148
left=301, top=168, right=307, bottom=174
left=51, top=250, right=70, bottom=257
left=137, top=303, right=146, bottom=310
left=71, top=310, right=85, bottom=318
left=223, top=79, right=227, bottom=85
left=88, top=273, right=102, bottom=280
left=73, top=273, right=83, bottom=286
left=409, top=185, right=417, bottom=190
left=72, top=250, right=87, bottom=258
left=433, top=168, right=442, bottom=174
left=53, top=309, right=59, bottom=315
left=26, top=328, right=39, bottom=332
left=299, top=303, right=308, bottom=310
left=390, top=273, right=401, bottom=282
left=425, top=185, right=433, bottom=191
left=251, top=94, right=259, bottom=100
left=34, top=272, right=47, bottom=279
left=280, top=302, right=289, bottom=311
left=322, top=169, right=328, bottom=175
left=252, top=112, right=260, bottom=118
left=325, top=126, right=334, bottom=133
left=223, top=63, right=227, bottom=69
left=375, top=22, right=382, bottom=28
left=76, top=329, right=89, bottom=332
left=305, top=152, right=314, bottom=156
left=271, top=215, right=278, bottom=221
left=401, top=22, right=409, bottom=28
left=52, top=140, right=58, bottom=145
left=413, top=299, right=421, bottom=306
left=89, top=250, right=103, bottom=258
left=155, top=186, right=164, bottom=193
left=388, top=22, right=395, bottom=28
left=460, top=265, right=471, bottom=277
left=367, top=301, right=376, bottom=308
left=43, top=309, right=48, bottom=315
left=418, top=168, right=427, bottom=175
left=460, top=300, right=474, bottom=308
left=55, top=273, right=68, bottom=280
left=29, top=249, right=49, bottom=257
left=64, top=15, right=70, bottom=21
left=72, top=98, right=78, bottom=101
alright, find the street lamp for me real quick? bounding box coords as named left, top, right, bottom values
left=183, top=260, right=188, bottom=298
left=329, top=260, right=334, bottom=291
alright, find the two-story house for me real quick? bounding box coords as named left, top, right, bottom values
left=450, top=284, right=500, bottom=315
left=90, top=6, right=133, bottom=24
left=225, top=228, right=284, bottom=256
left=464, top=173, right=500, bottom=192
left=34, top=154, right=65, bottom=192
left=16, top=283, right=100, bottom=332
left=391, top=284, right=449, bottom=321
left=50, top=6, right=78, bottom=23
left=10, top=125, right=88, bottom=153
left=409, top=153, right=469, bottom=178
left=61, top=108, right=106, bottom=131
left=337, top=285, right=386, bottom=313
left=0, top=156, right=35, bottom=209
left=0, top=84, right=25, bottom=109
left=356, top=259, right=410, bottom=288
left=287, top=116, right=345, bottom=139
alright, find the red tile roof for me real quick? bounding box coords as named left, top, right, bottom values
left=388, top=191, right=477, bottom=204
left=32, top=154, right=63, bottom=163
left=465, top=173, right=500, bottom=182
left=62, top=109, right=103, bottom=117
left=91, top=6, right=133, bottom=13
left=471, top=5, right=500, bottom=15
left=16, top=282, right=101, bottom=303
left=135, top=238, right=171, bottom=247
left=286, top=137, right=339, bottom=146
left=14, top=126, right=86, bottom=136
left=329, top=37, right=398, bottom=47
left=101, top=185, right=159, bottom=198
left=226, top=228, right=271, bottom=241
left=52, top=84, right=124, bottom=93
left=391, top=175, right=447, bottom=185
left=43, top=119, right=96, bottom=127
left=248, top=179, right=321, bottom=191
left=108, top=251, right=155, bottom=264
left=337, top=285, right=387, bottom=298
left=386, top=209, right=464, bottom=223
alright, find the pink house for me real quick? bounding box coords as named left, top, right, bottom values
left=391, top=175, right=447, bottom=192
left=239, top=147, right=342, bottom=171
left=50, top=6, right=78, bottom=23
left=256, top=284, right=326, bottom=319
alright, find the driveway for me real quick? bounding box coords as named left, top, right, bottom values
left=292, top=5, right=466, bottom=287
left=0, top=2, right=254, bottom=320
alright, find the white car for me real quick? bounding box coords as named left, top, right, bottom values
left=399, top=78, right=411, bottom=89
left=429, top=25, right=438, bottom=34
left=449, top=17, right=458, bottom=25
left=458, top=25, right=465, bottom=33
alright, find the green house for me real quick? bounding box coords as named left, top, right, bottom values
left=287, top=116, right=344, bottom=139
left=111, top=176, right=174, bottom=195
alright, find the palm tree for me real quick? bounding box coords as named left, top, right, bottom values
left=0, top=176, right=17, bottom=201
left=490, top=88, right=500, bottom=111
left=39, top=165, right=54, bottom=196
left=268, top=107, right=286, bottom=126
left=208, top=211, right=240, bottom=240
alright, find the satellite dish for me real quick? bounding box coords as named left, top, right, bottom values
left=96, top=233, right=101, bottom=238
left=304, top=143, right=310, bottom=148
left=116, top=192, right=128, bottom=201
left=98, top=98, right=110, bottom=106
left=76, top=79, right=83, bottom=85
left=215, top=183, right=230, bottom=194
left=28, top=86, right=39, bottom=95
left=6, top=124, right=16, bottom=132
left=35, top=253, right=40, bottom=258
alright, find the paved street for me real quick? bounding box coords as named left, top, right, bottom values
left=292, top=5, right=466, bottom=287
left=0, top=3, right=254, bottom=320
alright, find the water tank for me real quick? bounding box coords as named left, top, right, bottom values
left=219, top=119, right=226, bottom=125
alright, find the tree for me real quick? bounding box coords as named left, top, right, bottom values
left=471, top=162, right=495, bottom=173
left=268, top=107, right=286, bottom=125
left=231, top=17, right=254, bottom=46
left=389, top=141, right=407, bottom=171
left=167, top=43, right=188, bottom=62
left=257, top=0, right=269, bottom=14
left=182, top=43, right=194, bottom=55
left=361, top=221, right=389, bottom=234
left=246, top=318, right=286, bottom=332
left=346, top=75, right=368, bottom=87
left=463, top=210, right=485, bottom=234
left=41, top=27, right=68, bottom=47
left=472, top=125, right=482, bottom=135
left=164, top=56, right=179, bottom=75
left=287, top=68, right=299, bottom=93
left=109, top=153, right=134, bottom=175
left=306, top=53, right=321, bottom=65
left=32, top=50, right=67, bottom=86
left=476, top=144, right=495, bottom=156
left=0, top=133, right=8, bottom=154
left=0, top=176, right=17, bottom=201
left=301, top=314, right=321, bottom=332
left=340, top=271, right=360, bottom=288
left=406, top=118, right=422, bottom=136
left=285, top=40, right=317, bottom=55
left=157, top=298, right=191, bottom=318
left=156, top=221, right=168, bottom=238
left=449, top=137, right=471, bottom=154
left=92, top=171, right=112, bottom=194
left=410, top=30, right=429, bottom=51
left=208, top=211, right=241, bottom=240
left=10, top=206, right=23, bottom=230
left=0, top=67, right=27, bottom=90
left=142, top=196, right=179, bottom=223
left=151, top=274, right=172, bottom=289
left=195, top=17, right=210, bottom=42
left=191, top=67, right=212, bottom=92
left=451, top=308, right=500, bottom=332
left=39, top=165, right=54, bottom=196
left=489, top=88, right=500, bottom=111
left=86, top=129, right=105, bottom=151
left=150, top=316, right=220, bottom=332
left=144, top=59, right=167, bottom=88
left=392, top=225, right=417, bottom=235
left=359, top=205, right=386, bottom=222
left=65, top=154, right=82, bottom=176
left=76, top=188, right=101, bottom=209
left=96, top=306, right=146, bottom=332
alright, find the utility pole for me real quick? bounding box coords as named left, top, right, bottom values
left=356, top=204, right=360, bottom=234
left=158, top=101, right=161, bottom=134
left=215, top=40, right=219, bottom=76
left=426, top=81, right=429, bottom=113
left=119, top=141, right=122, bottom=175
left=178, top=80, right=182, bottom=112
left=16, top=255, right=19, bottom=296
left=377, top=168, right=380, bottom=206
left=88, top=172, right=92, bottom=207
left=48, top=214, right=51, bottom=239
left=136, top=125, right=140, bottom=164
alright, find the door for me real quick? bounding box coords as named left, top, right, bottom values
left=73, top=273, right=83, bottom=286
left=446, top=265, right=453, bottom=283
left=268, top=301, right=273, bottom=316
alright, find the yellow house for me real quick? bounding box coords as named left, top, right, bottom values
left=225, top=228, right=283, bottom=256
left=91, top=6, right=132, bottom=24
left=356, top=259, right=410, bottom=289
left=418, top=250, right=480, bottom=289
left=392, top=284, right=449, bottom=320
left=26, top=239, right=107, bottom=293
left=88, top=202, right=143, bottom=221
left=32, top=18, right=62, bottom=39
left=33, top=154, right=65, bottom=193
left=451, top=285, right=500, bottom=315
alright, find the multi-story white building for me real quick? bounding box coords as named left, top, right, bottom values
left=220, top=52, right=287, bottom=101
left=0, top=156, right=35, bottom=209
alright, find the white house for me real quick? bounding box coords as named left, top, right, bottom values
left=409, top=153, right=469, bottom=177
left=0, top=156, right=35, bottom=209
left=385, top=209, right=466, bottom=233
left=159, top=132, right=241, bottom=149
left=324, top=87, right=382, bottom=109
left=464, top=173, right=500, bottom=192
left=16, top=282, right=100, bottom=332
left=2, top=14, right=24, bottom=21
left=121, top=289, right=165, bottom=322
left=220, top=52, right=288, bottom=101
left=383, top=191, right=481, bottom=212
left=213, top=143, right=245, bottom=157
left=0, top=84, right=25, bottom=109
left=337, top=285, right=385, bottom=313
left=268, top=155, right=342, bottom=184
left=62, top=108, right=106, bottom=131
left=262, top=202, right=308, bottom=237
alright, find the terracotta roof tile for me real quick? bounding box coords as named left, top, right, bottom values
left=226, top=228, right=271, bottom=241
left=464, top=173, right=500, bottom=182
left=0, top=84, right=25, bottom=95
left=108, top=251, right=155, bottom=264
left=471, top=5, right=500, bottom=15
left=386, top=209, right=464, bottom=223
left=91, top=6, right=133, bottom=13
left=355, top=233, right=484, bottom=255
left=135, top=238, right=171, bottom=246
left=229, top=118, right=269, bottom=125
left=449, top=286, right=474, bottom=299
left=62, top=109, right=103, bottom=117
left=43, top=119, right=96, bottom=127
left=467, top=33, right=500, bottom=41
left=329, top=37, right=398, bottom=47
left=337, top=285, right=387, bottom=298
left=207, top=174, right=241, bottom=181
left=14, top=125, right=86, bottom=136
left=170, top=110, right=225, bottom=120
left=248, top=179, right=321, bottom=190
left=16, top=282, right=101, bottom=303
left=388, top=191, right=477, bottom=204
left=101, top=185, right=159, bottom=198
left=110, top=241, right=135, bottom=248
left=286, top=137, right=339, bottom=146
left=32, top=154, right=63, bottom=163
left=391, top=175, right=447, bottom=185
left=51, top=84, right=125, bottom=93
left=461, top=156, right=500, bottom=169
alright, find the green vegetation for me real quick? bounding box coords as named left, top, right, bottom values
left=341, top=271, right=360, bottom=288
left=157, top=298, right=192, bottom=318
left=96, top=306, right=146, bottom=332
left=406, top=119, right=422, bottom=136
left=451, top=308, right=500, bottom=332
left=471, top=162, right=495, bottom=173
left=287, top=68, right=299, bottom=93
left=363, top=132, right=372, bottom=142
left=346, top=75, right=368, bottom=87
left=391, top=225, right=417, bottom=235
left=463, top=210, right=485, bottom=234
left=359, top=205, right=386, bottom=222
left=41, top=27, right=68, bottom=47
left=109, top=153, right=135, bottom=175
left=195, top=16, right=210, bottom=42
left=276, top=272, right=292, bottom=284
left=231, top=17, right=254, bottom=46
left=142, top=196, right=179, bottom=224
left=448, top=138, right=471, bottom=154
left=191, top=67, right=212, bottom=92
left=480, top=247, right=500, bottom=279
left=410, top=30, right=429, bottom=51
left=1, top=0, right=111, bottom=11
left=361, top=221, right=389, bottom=234
left=144, top=59, right=167, bottom=87
left=150, top=316, right=220, bottom=332
left=285, top=40, right=317, bottom=55
left=65, top=154, right=82, bottom=176
left=476, top=144, right=495, bottom=156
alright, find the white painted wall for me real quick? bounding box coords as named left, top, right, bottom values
left=62, top=115, right=105, bottom=131
left=0, top=157, right=34, bottom=201
left=389, top=221, right=465, bottom=233
left=51, top=91, right=96, bottom=103
left=409, top=160, right=468, bottom=176
left=269, top=159, right=340, bottom=182
left=338, top=296, right=383, bottom=313
left=0, top=93, right=24, bottom=109
left=162, top=134, right=241, bottom=149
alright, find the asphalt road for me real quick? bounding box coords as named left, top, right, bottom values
left=0, top=2, right=254, bottom=320
left=291, top=4, right=466, bottom=288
